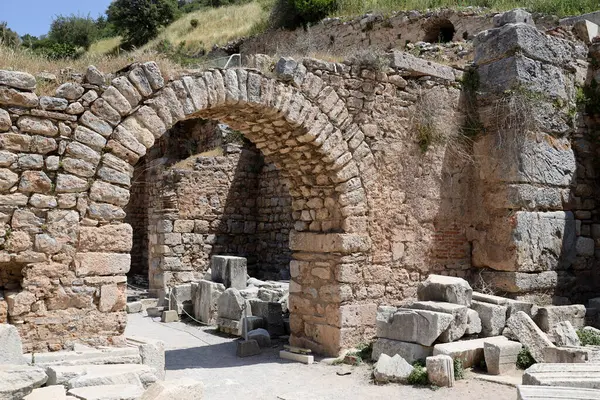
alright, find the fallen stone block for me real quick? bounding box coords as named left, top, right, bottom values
left=373, top=354, right=414, bottom=383
left=161, top=310, right=178, bottom=323
left=426, top=355, right=454, bottom=387
left=0, top=324, right=26, bottom=365
left=433, top=336, right=508, bottom=368
left=493, top=9, right=534, bottom=27
left=23, top=385, right=66, bottom=400
left=417, top=274, right=472, bottom=306
left=535, top=305, right=586, bottom=338
left=249, top=299, right=284, bottom=337
left=192, top=280, right=225, bottom=325
left=67, top=384, right=144, bottom=400
left=25, top=347, right=141, bottom=367
left=242, top=316, right=265, bottom=336
left=140, top=299, right=159, bottom=311
left=484, top=340, right=522, bottom=375
left=126, top=301, right=143, bottom=314
left=0, top=365, right=48, bottom=400
left=517, top=385, right=600, bottom=400
left=236, top=339, right=260, bottom=358
left=127, top=336, right=165, bottom=380
left=217, top=288, right=246, bottom=321
left=507, top=311, right=554, bottom=362
left=409, top=301, right=468, bottom=342
left=140, top=379, right=204, bottom=400
left=46, top=364, right=157, bottom=389
left=247, top=328, right=271, bottom=348
left=543, top=346, right=600, bottom=363
left=472, top=292, right=509, bottom=305
left=522, top=363, right=600, bottom=389
left=378, top=308, right=453, bottom=346
left=217, top=317, right=242, bottom=336
left=371, top=338, right=432, bottom=363
left=280, top=350, right=313, bottom=364
left=146, top=307, right=164, bottom=318
left=465, top=309, right=482, bottom=335
left=168, top=284, right=192, bottom=315
left=388, top=51, right=456, bottom=81
left=471, top=300, right=507, bottom=337
left=211, top=255, right=247, bottom=290
left=553, top=321, right=580, bottom=347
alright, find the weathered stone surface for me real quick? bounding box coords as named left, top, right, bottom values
left=127, top=336, right=166, bottom=381
left=87, top=202, right=126, bottom=221
left=111, top=77, right=142, bottom=108
left=23, top=385, right=66, bottom=400
left=523, top=363, right=600, bottom=389
left=85, top=65, right=105, bottom=86
left=493, top=9, right=534, bottom=27
left=433, top=336, right=508, bottom=368
left=378, top=308, right=453, bottom=346
left=0, top=168, right=18, bottom=190
left=19, top=171, right=52, bottom=193
left=417, top=274, right=473, bottom=306
left=0, top=70, right=36, bottom=90
left=371, top=338, right=432, bottom=363
left=249, top=300, right=284, bottom=337
left=80, top=111, right=113, bottom=137
left=17, top=116, right=58, bottom=136
left=373, top=354, right=413, bottom=383
left=74, top=252, right=131, bottom=277
left=89, top=180, right=130, bottom=207
left=46, top=364, right=157, bottom=389
left=192, top=280, right=225, bottom=325
left=211, top=255, right=247, bottom=290
left=79, top=224, right=133, bottom=252
left=409, top=301, right=468, bottom=342
left=483, top=340, right=522, bottom=375
left=543, top=346, right=600, bottom=364
left=479, top=271, right=559, bottom=294
left=139, top=378, right=204, bottom=400
left=67, top=384, right=143, bottom=400
left=56, top=174, right=89, bottom=193
left=25, top=347, right=141, bottom=367
left=389, top=51, right=455, bottom=81
left=0, top=86, right=38, bottom=107
left=535, top=305, right=586, bottom=337
left=247, top=328, right=271, bottom=348
left=129, top=68, right=153, bottom=97
left=426, top=355, right=454, bottom=387
left=74, top=125, right=107, bottom=151
left=517, top=385, right=600, bottom=400
left=0, top=324, right=26, bottom=365
left=161, top=310, right=178, bottom=323
left=465, top=309, right=482, bottom=335
left=142, top=62, right=165, bottom=91
left=0, top=108, right=10, bottom=132
left=0, top=365, right=48, bottom=400
left=553, top=321, right=580, bottom=347
left=39, top=96, right=68, bottom=111
left=471, top=300, right=507, bottom=337
left=102, top=87, right=132, bottom=116
left=506, top=311, right=554, bottom=362
left=55, top=83, right=84, bottom=100
left=217, top=288, right=246, bottom=321
left=573, top=20, right=600, bottom=45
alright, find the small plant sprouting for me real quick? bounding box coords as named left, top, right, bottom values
left=516, top=347, right=535, bottom=370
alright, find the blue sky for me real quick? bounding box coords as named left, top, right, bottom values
left=2, top=0, right=113, bottom=37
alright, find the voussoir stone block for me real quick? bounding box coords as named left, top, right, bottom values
left=417, top=274, right=473, bottom=306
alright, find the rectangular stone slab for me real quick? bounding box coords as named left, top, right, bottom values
left=517, top=385, right=600, bottom=400
left=46, top=364, right=157, bottom=388
left=371, top=338, right=433, bottom=363
left=506, top=311, right=554, bottom=362
left=211, top=255, right=247, bottom=290
left=24, top=347, right=140, bottom=367
left=409, top=301, right=468, bottom=342
left=67, top=384, right=144, bottom=400
left=379, top=308, right=453, bottom=346
left=433, top=336, right=508, bottom=368
left=523, top=363, right=600, bottom=389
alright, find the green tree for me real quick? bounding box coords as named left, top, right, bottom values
left=0, top=22, right=20, bottom=47
left=48, top=14, right=99, bottom=50
left=107, top=0, right=179, bottom=48
left=292, top=0, right=336, bottom=25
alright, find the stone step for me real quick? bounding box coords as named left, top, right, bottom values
left=432, top=336, right=508, bottom=368
left=23, top=385, right=67, bottom=400
left=26, top=347, right=141, bottom=367
left=68, top=384, right=145, bottom=400
left=523, top=363, right=600, bottom=389
left=46, top=364, right=158, bottom=389
left=517, top=385, right=600, bottom=399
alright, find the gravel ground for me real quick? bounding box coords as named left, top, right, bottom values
left=125, top=313, right=518, bottom=400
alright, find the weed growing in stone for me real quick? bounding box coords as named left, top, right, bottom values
left=577, top=329, right=600, bottom=346
left=516, top=348, right=535, bottom=370
left=454, top=358, right=464, bottom=380
left=407, top=360, right=429, bottom=386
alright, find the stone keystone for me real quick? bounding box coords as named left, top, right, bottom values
left=506, top=311, right=554, bottom=362
left=417, top=274, right=473, bottom=306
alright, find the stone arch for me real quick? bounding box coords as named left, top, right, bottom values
left=0, top=62, right=375, bottom=355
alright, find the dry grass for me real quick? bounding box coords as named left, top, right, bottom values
left=142, top=2, right=268, bottom=56
left=88, top=36, right=123, bottom=55
left=171, top=147, right=224, bottom=169
left=0, top=45, right=180, bottom=95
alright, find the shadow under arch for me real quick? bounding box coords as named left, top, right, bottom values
left=105, top=66, right=374, bottom=355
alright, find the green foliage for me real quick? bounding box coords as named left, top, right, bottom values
left=190, top=19, right=200, bottom=28
left=577, top=328, right=600, bottom=346
left=49, top=14, right=99, bottom=50
left=0, top=22, right=20, bottom=48
left=416, top=122, right=437, bottom=153
left=407, top=361, right=429, bottom=386
left=453, top=358, right=464, bottom=380
left=516, top=348, right=535, bottom=370
left=108, top=0, right=180, bottom=48
left=578, top=80, right=600, bottom=116
left=292, top=0, right=337, bottom=24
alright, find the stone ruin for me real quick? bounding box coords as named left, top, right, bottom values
left=0, top=5, right=599, bottom=374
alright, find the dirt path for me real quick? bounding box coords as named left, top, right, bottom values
left=125, top=313, right=517, bottom=400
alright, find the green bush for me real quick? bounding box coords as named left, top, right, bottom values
left=49, top=14, right=99, bottom=50
left=577, top=328, right=600, bottom=346
left=453, top=358, right=464, bottom=380
left=292, top=0, right=337, bottom=25
left=516, top=348, right=535, bottom=370
left=407, top=360, right=429, bottom=386
left=190, top=18, right=200, bottom=28
left=0, top=22, right=20, bottom=48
